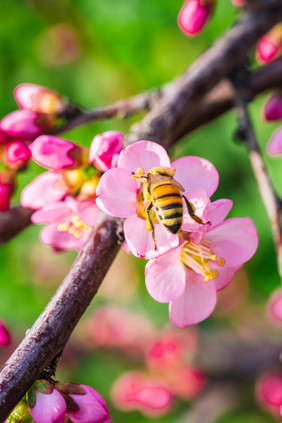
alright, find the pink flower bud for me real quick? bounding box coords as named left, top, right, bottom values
left=178, top=0, right=215, bottom=37
left=231, top=0, right=244, bottom=7
left=89, top=131, right=124, bottom=172
left=14, top=83, right=65, bottom=115
left=267, top=288, right=282, bottom=326
left=0, top=172, right=15, bottom=212
left=0, top=129, right=11, bottom=145
left=267, top=127, right=282, bottom=156
left=263, top=94, right=282, bottom=121
left=256, top=24, right=282, bottom=65
left=4, top=141, right=31, bottom=170
left=0, top=320, right=11, bottom=346
left=66, top=384, right=111, bottom=423
left=28, top=381, right=66, bottom=423
left=0, top=110, right=50, bottom=141
left=255, top=372, right=282, bottom=417
left=29, top=135, right=85, bottom=170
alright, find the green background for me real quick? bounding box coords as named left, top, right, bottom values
left=0, top=1, right=281, bottom=422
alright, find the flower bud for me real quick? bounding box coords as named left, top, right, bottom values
left=0, top=110, right=51, bottom=141
left=0, top=319, right=11, bottom=346
left=255, top=372, right=282, bottom=417
left=14, top=83, right=65, bottom=115
left=29, top=135, right=86, bottom=171
left=263, top=93, right=282, bottom=121
left=4, top=141, right=31, bottom=170
left=28, top=380, right=66, bottom=423
left=0, top=129, right=11, bottom=145
left=267, top=127, right=282, bottom=156
left=0, top=172, right=15, bottom=212
left=6, top=400, right=32, bottom=422
left=89, top=131, right=124, bottom=172
left=178, top=0, right=215, bottom=37
left=267, top=288, right=282, bottom=326
left=256, top=24, right=282, bottom=65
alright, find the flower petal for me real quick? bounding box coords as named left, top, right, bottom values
left=96, top=168, right=138, bottom=218
left=208, top=199, right=233, bottom=227
left=145, top=246, right=185, bottom=303
left=181, top=187, right=210, bottom=232
left=267, top=127, right=282, bottom=156
left=207, top=217, right=258, bottom=268
left=169, top=272, right=217, bottom=327
left=31, top=201, right=70, bottom=224
left=40, top=223, right=88, bottom=251
left=124, top=215, right=179, bottom=259
left=172, top=156, right=219, bottom=197
left=118, top=140, right=171, bottom=173
left=65, top=196, right=100, bottom=227
left=211, top=263, right=240, bottom=291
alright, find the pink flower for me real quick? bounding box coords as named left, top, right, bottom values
left=263, top=93, right=282, bottom=121
left=30, top=135, right=86, bottom=170
left=111, top=371, right=173, bottom=417
left=256, top=24, right=282, bottom=65
left=89, top=131, right=124, bottom=172
left=0, top=320, right=11, bottom=346
left=169, top=365, right=206, bottom=399
left=145, top=199, right=258, bottom=327
left=96, top=140, right=218, bottom=259
left=14, top=83, right=65, bottom=114
left=267, top=288, right=282, bottom=326
left=21, top=172, right=69, bottom=210
left=28, top=381, right=66, bottom=423
left=0, top=110, right=50, bottom=141
left=231, top=0, right=244, bottom=7
left=31, top=196, right=99, bottom=250
left=4, top=141, right=31, bottom=170
left=67, top=385, right=111, bottom=423
left=255, top=371, right=282, bottom=417
left=0, top=129, right=10, bottom=145
left=267, top=127, right=282, bottom=156
left=0, top=171, right=15, bottom=212
left=178, top=0, right=215, bottom=37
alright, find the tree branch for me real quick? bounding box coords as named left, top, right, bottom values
left=0, top=206, right=33, bottom=245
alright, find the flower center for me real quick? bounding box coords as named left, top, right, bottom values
left=57, top=214, right=91, bottom=239
left=180, top=240, right=225, bottom=282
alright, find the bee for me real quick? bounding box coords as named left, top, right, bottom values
left=132, top=167, right=206, bottom=250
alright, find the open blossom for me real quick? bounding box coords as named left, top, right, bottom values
left=255, top=371, right=282, bottom=417
left=96, top=140, right=218, bottom=259
left=89, top=131, right=124, bottom=172
left=178, top=0, right=215, bottom=37
left=14, top=83, right=65, bottom=115
left=263, top=93, right=282, bottom=121
left=145, top=199, right=258, bottom=327
left=256, top=24, right=282, bottom=65
left=267, top=127, right=282, bottom=156
left=31, top=196, right=99, bottom=250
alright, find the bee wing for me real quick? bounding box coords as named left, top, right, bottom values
left=171, top=178, right=185, bottom=192
left=147, top=174, right=171, bottom=184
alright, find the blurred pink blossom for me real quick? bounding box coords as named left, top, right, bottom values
left=256, top=24, right=282, bottom=65
left=0, top=110, right=50, bottom=141
left=267, top=127, right=282, bottom=156
left=14, top=83, right=65, bottom=115
left=0, top=320, right=11, bottom=346
left=178, top=0, right=215, bottom=37
left=263, top=93, right=282, bottom=121
left=267, top=288, right=282, bottom=326
left=89, top=131, right=124, bottom=173
left=0, top=171, right=15, bottom=212
left=255, top=371, right=282, bottom=417
left=0, top=129, right=10, bottom=145
left=231, top=0, right=245, bottom=7
left=4, top=141, right=31, bottom=170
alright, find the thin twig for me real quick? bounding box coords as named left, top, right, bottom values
left=232, top=69, right=282, bottom=278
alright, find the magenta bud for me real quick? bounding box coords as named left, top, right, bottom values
left=4, top=141, right=31, bottom=170
left=29, top=135, right=83, bottom=170
left=0, top=129, right=11, bottom=145
left=264, top=94, right=282, bottom=121
left=89, top=131, right=124, bottom=172
left=66, top=384, right=111, bottom=423
left=256, top=24, right=282, bottom=65
left=0, top=110, right=47, bottom=141
left=28, top=381, right=66, bottom=423
left=14, top=83, right=65, bottom=115
left=178, top=0, right=215, bottom=37
left=0, top=172, right=15, bottom=212
left=0, top=320, right=11, bottom=346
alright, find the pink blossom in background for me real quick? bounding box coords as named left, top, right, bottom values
left=29, top=382, right=66, bottom=423
left=0, top=129, right=10, bottom=145
left=96, top=140, right=218, bottom=259
left=255, top=371, right=282, bottom=417
left=31, top=196, right=99, bottom=251
left=4, top=141, right=31, bottom=170
left=67, top=385, right=111, bottom=423
left=21, top=172, right=69, bottom=210
left=267, top=127, right=282, bottom=156
left=145, top=200, right=258, bottom=327
left=263, top=93, right=282, bottom=121
left=178, top=0, right=215, bottom=37
left=169, top=365, right=206, bottom=400
left=256, top=24, right=282, bottom=65
left=111, top=372, right=173, bottom=417
left=14, top=83, right=65, bottom=115
left=0, top=320, right=11, bottom=346
left=29, top=135, right=85, bottom=170
left=231, top=0, right=244, bottom=7
left=0, top=172, right=15, bottom=212
left=267, top=288, right=282, bottom=326
left=0, top=110, right=48, bottom=141
left=89, top=131, right=124, bottom=172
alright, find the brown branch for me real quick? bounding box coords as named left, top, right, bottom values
left=0, top=206, right=33, bottom=245
left=232, top=69, right=282, bottom=278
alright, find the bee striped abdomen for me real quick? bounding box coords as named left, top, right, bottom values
left=152, top=183, right=183, bottom=234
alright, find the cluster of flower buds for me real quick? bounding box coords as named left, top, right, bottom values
left=178, top=0, right=216, bottom=37
left=263, top=93, right=282, bottom=156
left=7, top=379, right=111, bottom=423
left=0, top=84, right=69, bottom=212
left=88, top=306, right=205, bottom=417
left=96, top=140, right=258, bottom=327
left=256, top=24, right=282, bottom=65
left=21, top=131, right=124, bottom=250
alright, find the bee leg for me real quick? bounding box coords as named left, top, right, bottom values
left=183, top=196, right=207, bottom=225
left=146, top=202, right=157, bottom=251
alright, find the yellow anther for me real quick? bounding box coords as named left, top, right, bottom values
left=136, top=168, right=144, bottom=176
left=211, top=254, right=217, bottom=261
left=57, top=214, right=91, bottom=239
left=57, top=222, right=69, bottom=232
left=217, top=258, right=225, bottom=266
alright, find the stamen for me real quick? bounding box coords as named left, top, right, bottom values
left=57, top=214, right=91, bottom=239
